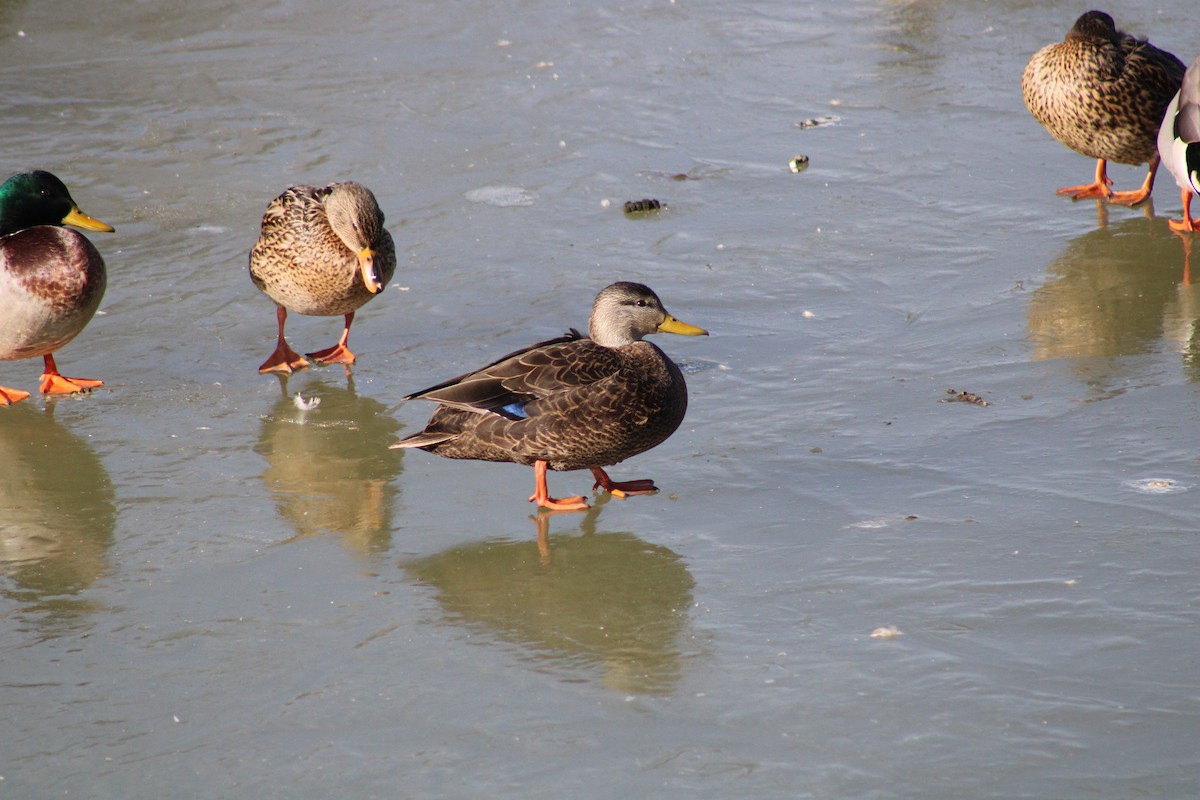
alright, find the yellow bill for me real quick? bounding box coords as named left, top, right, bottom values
left=658, top=314, right=708, bottom=336
left=358, top=245, right=383, bottom=294
left=62, top=206, right=114, bottom=233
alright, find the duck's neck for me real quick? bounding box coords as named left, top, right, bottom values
left=589, top=322, right=641, bottom=348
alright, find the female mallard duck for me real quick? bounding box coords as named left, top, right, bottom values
left=1022, top=10, right=1185, bottom=206
left=391, top=282, right=708, bottom=511
left=1157, top=54, right=1200, bottom=232
left=249, top=181, right=397, bottom=374
left=0, top=170, right=114, bottom=406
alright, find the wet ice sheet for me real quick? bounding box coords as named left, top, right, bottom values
left=2, top=0, right=1200, bottom=797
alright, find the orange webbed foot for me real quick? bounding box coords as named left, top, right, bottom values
left=1106, top=188, right=1153, bottom=207
left=1169, top=189, right=1198, bottom=234
left=529, top=459, right=589, bottom=511
left=306, top=342, right=356, bottom=366
left=0, top=386, right=32, bottom=405
left=40, top=373, right=102, bottom=395
left=1056, top=182, right=1112, bottom=201
left=258, top=341, right=310, bottom=374
left=590, top=467, right=659, bottom=498
left=1058, top=160, right=1115, bottom=202
left=308, top=313, right=357, bottom=366
left=1107, top=163, right=1157, bottom=207
left=528, top=492, right=589, bottom=511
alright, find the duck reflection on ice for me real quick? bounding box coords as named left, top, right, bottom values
left=256, top=377, right=403, bottom=556
left=405, top=502, right=698, bottom=695
left=0, top=403, right=115, bottom=631
left=1026, top=216, right=1200, bottom=386
left=1164, top=234, right=1200, bottom=381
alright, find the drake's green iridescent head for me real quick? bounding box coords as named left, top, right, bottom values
left=0, top=170, right=114, bottom=237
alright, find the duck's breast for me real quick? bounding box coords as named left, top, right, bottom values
left=0, top=227, right=106, bottom=360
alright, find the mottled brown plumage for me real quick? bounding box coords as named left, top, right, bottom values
left=249, top=181, right=397, bottom=373
left=0, top=171, right=114, bottom=405
left=391, top=282, right=708, bottom=511
left=1022, top=10, right=1185, bottom=205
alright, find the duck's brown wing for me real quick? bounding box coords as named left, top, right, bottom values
left=404, top=329, right=621, bottom=418
left=249, top=184, right=330, bottom=289
left=255, top=185, right=329, bottom=239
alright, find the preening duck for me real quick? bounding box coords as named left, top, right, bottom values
left=249, top=181, right=397, bottom=374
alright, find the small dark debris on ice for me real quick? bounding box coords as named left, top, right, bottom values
left=623, top=198, right=662, bottom=214
left=944, top=389, right=988, bottom=406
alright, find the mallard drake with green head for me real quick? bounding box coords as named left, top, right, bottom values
left=391, top=282, right=708, bottom=511
left=0, top=170, right=114, bottom=406
left=249, top=181, right=397, bottom=374
left=1022, top=10, right=1185, bottom=206
left=1158, top=54, right=1200, bottom=232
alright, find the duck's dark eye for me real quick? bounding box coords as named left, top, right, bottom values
left=636, top=299, right=647, bottom=307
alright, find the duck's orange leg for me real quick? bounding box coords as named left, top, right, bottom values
left=259, top=306, right=310, bottom=374
left=39, top=354, right=102, bottom=395
left=1168, top=188, right=1200, bottom=233
left=0, top=385, right=32, bottom=405
left=590, top=467, right=659, bottom=498
left=528, top=460, right=588, bottom=511
left=307, top=312, right=357, bottom=365
left=1057, top=158, right=1114, bottom=201
left=1108, top=156, right=1159, bottom=207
